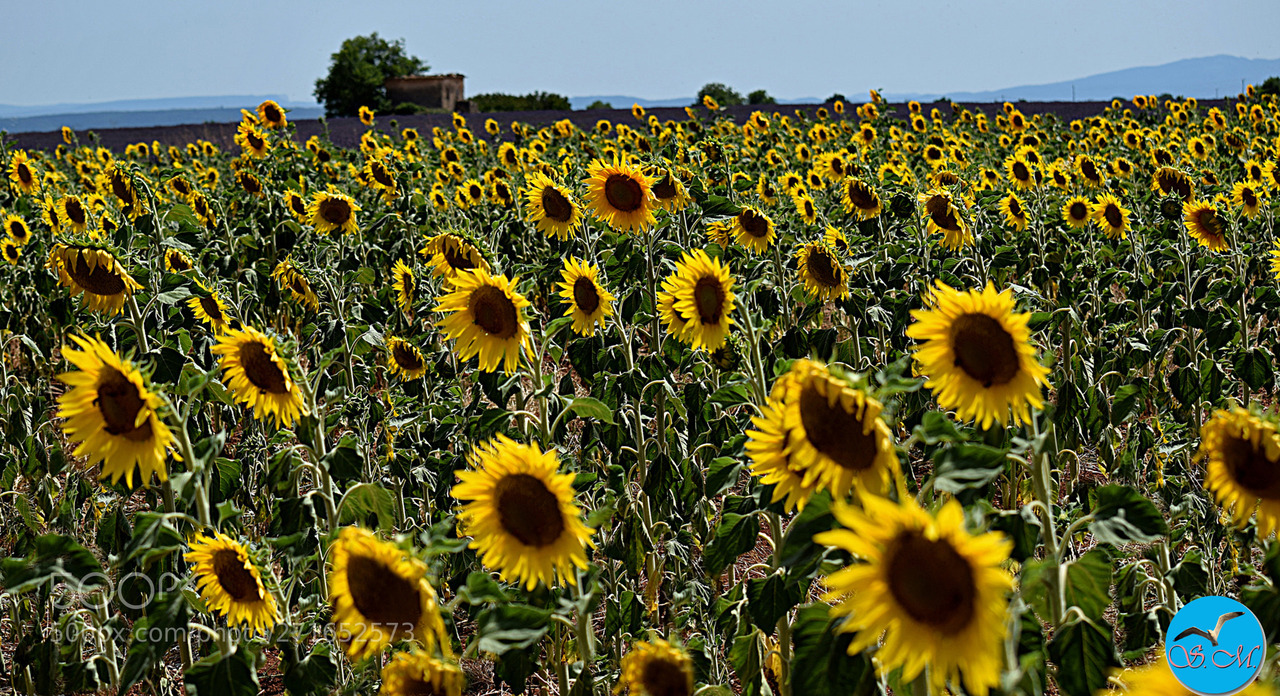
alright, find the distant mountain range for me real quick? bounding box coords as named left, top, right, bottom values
left=3, top=55, right=1278, bottom=135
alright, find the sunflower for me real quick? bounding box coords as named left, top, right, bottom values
left=419, top=232, right=490, bottom=281
left=907, top=281, right=1051, bottom=428
left=4, top=214, right=31, bottom=244
left=57, top=195, right=92, bottom=234
left=1, top=239, right=19, bottom=265
left=379, top=651, right=464, bottom=696
left=271, top=257, right=320, bottom=311
left=211, top=325, right=308, bottom=428
left=185, top=532, right=279, bottom=634
left=814, top=495, right=1012, bottom=696
left=731, top=207, right=776, bottom=253
left=1232, top=181, right=1265, bottom=218
left=329, top=527, right=447, bottom=661
left=1152, top=166, right=1195, bottom=202
left=795, top=242, right=850, bottom=302
left=745, top=377, right=824, bottom=513
left=1183, top=199, right=1229, bottom=251
left=283, top=189, right=308, bottom=222
left=187, top=286, right=231, bottom=332
left=358, top=106, right=375, bottom=126
left=452, top=435, right=595, bottom=590
left=257, top=99, right=287, bottom=128
left=307, top=189, right=361, bottom=235
left=41, top=196, right=63, bottom=234
left=1074, top=154, right=1105, bottom=188
left=386, top=336, right=429, bottom=380
left=56, top=335, right=175, bottom=487
left=998, top=192, right=1029, bottom=231
left=164, top=248, right=194, bottom=273
left=47, top=243, right=143, bottom=316
left=1091, top=193, right=1131, bottom=240
left=583, top=158, right=656, bottom=233
left=660, top=249, right=735, bottom=351
left=557, top=257, right=615, bottom=337
left=434, top=268, right=532, bottom=374
left=190, top=193, right=217, bottom=228
left=391, top=259, right=416, bottom=318
left=1002, top=156, right=1035, bottom=190
left=1062, top=196, right=1092, bottom=229
left=616, top=639, right=695, bottom=696
left=650, top=169, right=692, bottom=212
left=8, top=151, right=39, bottom=195
left=794, top=192, right=819, bottom=225
left=1115, top=656, right=1275, bottom=696
left=918, top=189, right=972, bottom=250
left=237, top=122, right=270, bottom=158
left=840, top=177, right=882, bottom=221
left=523, top=173, right=582, bottom=240
left=1197, top=408, right=1280, bottom=538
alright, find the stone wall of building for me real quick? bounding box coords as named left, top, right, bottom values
left=385, top=74, right=466, bottom=112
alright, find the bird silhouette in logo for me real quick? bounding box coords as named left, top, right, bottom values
left=1174, top=611, right=1245, bottom=647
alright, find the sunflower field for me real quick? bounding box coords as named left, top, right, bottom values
left=2, top=90, right=1280, bottom=696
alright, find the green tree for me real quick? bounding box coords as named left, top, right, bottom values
left=587, top=100, right=614, bottom=110
left=470, top=92, right=572, bottom=112
left=313, top=33, right=428, bottom=118
left=696, top=83, right=744, bottom=107
left=748, top=89, right=776, bottom=105
left=1255, top=76, right=1280, bottom=97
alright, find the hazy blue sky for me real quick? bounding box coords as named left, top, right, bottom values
left=2, top=0, right=1278, bottom=105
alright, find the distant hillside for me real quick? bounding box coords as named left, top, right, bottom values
left=2, top=107, right=324, bottom=135
left=569, top=95, right=821, bottom=110
left=885, top=55, right=1280, bottom=103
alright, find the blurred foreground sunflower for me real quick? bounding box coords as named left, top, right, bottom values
left=1197, top=407, right=1280, bottom=538
left=617, top=638, right=694, bottom=696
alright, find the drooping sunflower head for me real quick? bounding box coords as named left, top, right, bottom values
left=391, top=259, right=416, bottom=318
left=307, top=189, right=361, bottom=235
left=795, top=242, right=850, bottom=302
left=1074, top=153, right=1105, bottom=187
left=57, top=335, right=175, bottom=488
left=164, top=248, right=194, bottom=274
left=907, top=281, right=1051, bottom=428
left=661, top=249, right=736, bottom=351
left=918, top=189, right=971, bottom=250
left=187, top=286, right=231, bottom=332
left=271, top=257, right=320, bottom=311
left=211, top=325, right=309, bottom=428
left=617, top=639, right=695, bottom=696
left=1061, top=196, right=1092, bottom=229
left=840, top=177, right=883, bottom=221
left=385, top=336, right=429, bottom=381
left=329, top=526, right=446, bottom=661
left=283, top=189, right=308, bottom=221
left=813, top=495, right=1013, bottom=696
left=1152, top=166, right=1195, bottom=202
left=185, top=532, right=279, bottom=634
left=378, top=651, right=464, bottom=696
left=523, top=173, right=582, bottom=241
left=419, top=231, right=491, bottom=281
left=47, top=242, right=144, bottom=316
left=1183, top=199, right=1229, bottom=251
left=649, top=168, right=692, bottom=212
left=557, top=257, right=616, bottom=337
left=583, top=158, right=657, bottom=233
left=452, top=435, right=595, bottom=590
left=1090, top=193, right=1131, bottom=240
left=1197, top=407, right=1280, bottom=538
left=433, top=267, right=533, bottom=374
left=732, top=206, right=776, bottom=254
left=58, top=195, right=92, bottom=234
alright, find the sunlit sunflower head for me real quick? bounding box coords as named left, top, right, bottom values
left=617, top=638, right=695, bottom=696
left=358, top=106, right=375, bottom=126
left=557, top=257, right=616, bottom=337
left=185, top=532, right=279, bottom=634
left=523, top=172, right=582, bottom=241
left=419, top=231, right=491, bottom=281
left=907, top=281, right=1051, bottom=428
left=794, top=192, right=819, bottom=225
left=211, top=325, right=309, bottom=428
left=774, top=359, right=900, bottom=499
left=1197, top=407, right=1280, bottom=538
left=840, top=177, right=883, bottom=221
left=306, top=189, right=361, bottom=235
left=795, top=242, right=850, bottom=302
left=379, top=651, right=464, bottom=696
left=47, top=243, right=144, bottom=316
left=1, top=239, right=19, bottom=265
left=998, top=192, right=1029, bottom=231
left=391, top=259, right=416, bottom=318
left=1003, top=156, right=1037, bottom=190
left=1232, top=181, right=1265, bottom=219
left=1090, top=193, right=1131, bottom=240
left=4, top=214, right=32, bottom=245
left=1114, top=656, right=1276, bottom=696
left=731, top=206, right=776, bottom=254
left=1074, top=154, right=1105, bottom=188
left=8, top=150, right=40, bottom=195
left=56, top=335, right=174, bottom=487
left=236, top=121, right=270, bottom=159
left=452, top=435, right=595, bottom=590
left=433, top=267, right=533, bottom=374
left=918, top=189, right=972, bottom=250
left=1183, top=199, right=1229, bottom=251
left=187, top=287, right=231, bottom=332
left=583, top=158, right=657, bottom=233
left=163, top=248, right=194, bottom=274
left=746, top=376, right=824, bottom=513
left=57, top=195, right=92, bottom=234
left=329, top=526, right=446, bottom=661
left=256, top=99, right=287, bottom=129
left=281, top=189, right=308, bottom=222
left=1152, top=166, right=1195, bottom=202
left=271, top=257, right=320, bottom=311
left=662, top=249, right=736, bottom=351
left=813, top=495, right=1012, bottom=696
left=1061, top=196, right=1092, bottom=229
left=385, top=335, right=429, bottom=380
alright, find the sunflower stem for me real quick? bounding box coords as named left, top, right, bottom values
left=1028, top=410, right=1062, bottom=625
left=126, top=296, right=151, bottom=354
left=574, top=580, right=598, bottom=695
left=767, top=512, right=793, bottom=696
